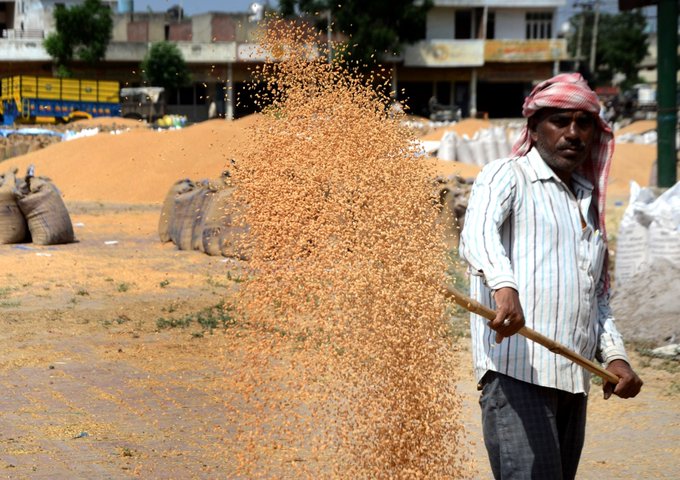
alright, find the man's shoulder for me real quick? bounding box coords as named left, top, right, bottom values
left=476, top=156, right=524, bottom=183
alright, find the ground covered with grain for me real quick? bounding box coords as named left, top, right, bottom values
left=1, top=25, right=679, bottom=480
left=1, top=206, right=678, bottom=479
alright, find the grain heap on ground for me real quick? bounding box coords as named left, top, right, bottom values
left=229, top=19, right=472, bottom=478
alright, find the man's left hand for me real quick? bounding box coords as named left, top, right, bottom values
left=603, top=359, right=643, bottom=400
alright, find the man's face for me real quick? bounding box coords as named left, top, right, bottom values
left=529, top=108, right=597, bottom=180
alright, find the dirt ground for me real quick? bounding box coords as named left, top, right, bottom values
left=0, top=202, right=677, bottom=479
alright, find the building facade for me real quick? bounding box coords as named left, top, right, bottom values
left=0, top=0, right=568, bottom=122
left=398, top=0, right=567, bottom=118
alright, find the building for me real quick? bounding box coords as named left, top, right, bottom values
left=0, top=0, right=269, bottom=122
left=1, top=0, right=117, bottom=38
left=396, top=0, right=567, bottom=118
left=0, top=0, right=568, bottom=122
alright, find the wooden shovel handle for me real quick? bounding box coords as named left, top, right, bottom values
left=444, top=285, right=619, bottom=385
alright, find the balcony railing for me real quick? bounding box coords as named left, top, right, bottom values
left=2, top=29, right=45, bottom=40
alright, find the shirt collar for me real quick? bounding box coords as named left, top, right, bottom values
left=525, top=147, right=594, bottom=195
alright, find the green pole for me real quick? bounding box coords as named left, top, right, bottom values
left=656, top=0, right=678, bottom=188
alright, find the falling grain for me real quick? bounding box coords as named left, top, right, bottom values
left=230, top=18, right=472, bottom=479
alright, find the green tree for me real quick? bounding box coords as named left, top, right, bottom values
left=279, top=0, right=433, bottom=68
left=140, top=42, right=192, bottom=90
left=568, top=10, right=649, bottom=88
left=43, top=0, right=113, bottom=77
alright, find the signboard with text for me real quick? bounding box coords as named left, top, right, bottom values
left=484, top=40, right=567, bottom=63
left=403, top=40, right=484, bottom=67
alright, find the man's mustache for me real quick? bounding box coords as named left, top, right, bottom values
left=557, top=141, right=585, bottom=151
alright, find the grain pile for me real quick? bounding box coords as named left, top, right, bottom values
left=3, top=118, right=256, bottom=204
left=608, top=142, right=656, bottom=198
left=228, top=20, right=471, bottom=478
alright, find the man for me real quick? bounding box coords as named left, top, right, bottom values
left=459, top=73, right=643, bottom=480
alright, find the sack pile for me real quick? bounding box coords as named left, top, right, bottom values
left=437, top=125, right=518, bottom=165
left=158, top=171, right=250, bottom=260
left=615, top=180, right=680, bottom=284
left=0, top=166, right=75, bottom=245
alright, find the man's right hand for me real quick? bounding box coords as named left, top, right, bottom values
left=491, top=287, right=526, bottom=343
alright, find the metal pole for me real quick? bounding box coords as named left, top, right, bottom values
left=657, top=0, right=678, bottom=187
left=588, top=0, right=600, bottom=75
left=226, top=62, right=234, bottom=121
left=574, top=7, right=585, bottom=71
left=326, top=9, right=332, bottom=63
left=480, top=6, right=488, bottom=39
left=469, top=68, right=477, bottom=118
left=391, top=63, right=398, bottom=100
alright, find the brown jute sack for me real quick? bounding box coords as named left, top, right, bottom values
left=218, top=219, right=250, bottom=260
left=170, top=180, right=210, bottom=251
left=0, top=170, right=28, bottom=244
left=217, top=188, right=250, bottom=260
left=158, top=178, right=193, bottom=243
left=200, top=186, right=238, bottom=256
left=15, top=176, right=75, bottom=245
left=191, top=184, right=219, bottom=252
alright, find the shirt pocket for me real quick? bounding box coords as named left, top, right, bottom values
left=589, top=230, right=607, bottom=283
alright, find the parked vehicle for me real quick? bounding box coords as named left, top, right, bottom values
left=428, top=96, right=461, bottom=122
left=120, top=86, right=166, bottom=122
left=620, top=83, right=657, bottom=120
left=0, top=75, right=120, bottom=125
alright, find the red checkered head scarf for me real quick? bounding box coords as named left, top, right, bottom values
left=511, top=73, right=614, bottom=289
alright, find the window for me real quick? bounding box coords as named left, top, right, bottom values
left=526, top=12, right=552, bottom=39
left=178, top=86, right=194, bottom=105
left=455, top=10, right=472, bottom=39
left=486, top=12, right=495, bottom=39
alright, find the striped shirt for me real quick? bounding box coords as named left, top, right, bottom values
left=460, top=148, right=629, bottom=394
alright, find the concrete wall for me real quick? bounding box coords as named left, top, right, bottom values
left=211, top=15, right=237, bottom=42
left=191, top=14, right=212, bottom=43
left=427, top=6, right=559, bottom=41
left=112, top=14, right=129, bottom=42
left=0, top=38, right=49, bottom=60
left=493, top=10, right=526, bottom=40
left=168, top=21, right=191, bottom=41
left=126, top=21, right=148, bottom=42
left=148, top=17, right=166, bottom=42
left=104, top=40, right=237, bottom=63
left=426, top=8, right=454, bottom=40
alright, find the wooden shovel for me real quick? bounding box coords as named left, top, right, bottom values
left=443, top=285, right=619, bottom=385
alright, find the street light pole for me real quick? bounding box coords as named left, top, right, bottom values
left=588, top=0, right=600, bottom=74
left=574, top=3, right=586, bottom=71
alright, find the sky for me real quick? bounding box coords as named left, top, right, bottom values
left=131, top=0, right=278, bottom=16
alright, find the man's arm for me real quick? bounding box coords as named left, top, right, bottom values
left=491, top=287, right=525, bottom=343
left=596, top=280, right=643, bottom=399
left=460, top=160, right=525, bottom=342
left=604, top=359, right=643, bottom=399
left=460, top=160, right=517, bottom=292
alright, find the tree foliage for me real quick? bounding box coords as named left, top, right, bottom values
left=43, top=0, right=113, bottom=77
left=140, top=42, right=191, bottom=90
left=567, top=10, right=649, bottom=88
left=279, top=0, right=433, bottom=68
